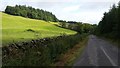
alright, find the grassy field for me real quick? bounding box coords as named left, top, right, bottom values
left=2, top=12, right=77, bottom=46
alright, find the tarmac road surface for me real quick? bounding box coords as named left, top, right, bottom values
left=73, top=35, right=119, bottom=66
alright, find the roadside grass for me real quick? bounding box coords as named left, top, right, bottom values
left=103, top=38, right=120, bottom=48
left=97, top=35, right=120, bottom=48
left=53, top=34, right=88, bottom=66
left=2, top=12, right=77, bottom=46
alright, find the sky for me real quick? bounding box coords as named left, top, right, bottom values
left=0, top=0, right=119, bottom=24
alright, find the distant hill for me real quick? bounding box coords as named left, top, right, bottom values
left=2, top=12, right=77, bottom=46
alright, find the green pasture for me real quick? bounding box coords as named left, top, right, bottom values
left=2, top=13, right=77, bottom=46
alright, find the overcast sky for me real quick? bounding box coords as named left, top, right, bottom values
left=0, top=0, right=119, bottom=24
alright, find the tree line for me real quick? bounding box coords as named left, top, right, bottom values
left=97, top=2, right=120, bottom=39
left=59, top=21, right=97, bottom=34
left=59, top=20, right=78, bottom=24
left=5, top=5, right=58, bottom=22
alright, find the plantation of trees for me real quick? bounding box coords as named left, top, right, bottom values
left=5, top=5, right=58, bottom=22
left=97, top=2, right=120, bottom=39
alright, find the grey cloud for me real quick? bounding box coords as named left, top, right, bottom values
left=77, top=2, right=115, bottom=12
left=1, top=0, right=119, bottom=24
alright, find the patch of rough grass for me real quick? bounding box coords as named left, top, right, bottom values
left=97, top=36, right=120, bottom=48
left=54, top=36, right=89, bottom=66
left=26, top=29, right=35, bottom=32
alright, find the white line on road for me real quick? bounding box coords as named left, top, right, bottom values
left=100, top=46, right=117, bottom=66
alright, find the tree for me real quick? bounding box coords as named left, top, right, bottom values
left=97, top=2, right=120, bottom=39
left=5, top=5, right=58, bottom=22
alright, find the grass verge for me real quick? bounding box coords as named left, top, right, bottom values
left=54, top=35, right=88, bottom=66
left=104, top=38, right=120, bottom=48
left=97, top=35, right=120, bottom=48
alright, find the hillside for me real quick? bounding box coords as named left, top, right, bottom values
left=2, top=12, right=77, bottom=46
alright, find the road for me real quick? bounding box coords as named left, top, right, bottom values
left=73, top=35, right=119, bottom=66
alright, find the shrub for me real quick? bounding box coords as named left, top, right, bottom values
left=26, top=29, right=35, bottom=32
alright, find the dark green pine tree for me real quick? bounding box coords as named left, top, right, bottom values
left=97, top=1, right=120, bottom=39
